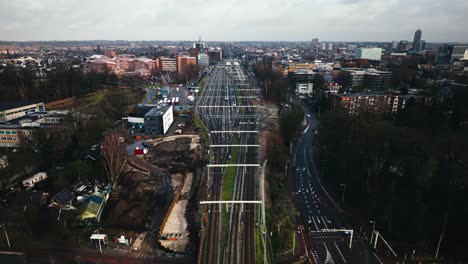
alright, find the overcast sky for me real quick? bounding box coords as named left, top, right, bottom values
left=1, top=0, right=467, bottom=42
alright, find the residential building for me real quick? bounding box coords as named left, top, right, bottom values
left=156, top=57, right=177, bottom=72
left=296, top=83, right=314, bottom=95
left=356, top=48, right=383, bottom=61
left=176, top=55, right=197, bottom=74
left=104, top=49, right=116, bottom=58
left=0, top=102, right=45, bottom=122
left=197, top=53, right=209, bottom=68
left=329, top=92, right=413, bottom=116
left=207, top=48, right=223, bottom=64
left=144, top=105, right=174, bottom=135
left=326, top=82, right=342, bottom=94
left=412, top=29, right=422, bottom=52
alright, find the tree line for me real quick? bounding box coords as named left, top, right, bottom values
left=0, top=64, right=116, bottom=103
left=316, top=104, right=468, bottom=261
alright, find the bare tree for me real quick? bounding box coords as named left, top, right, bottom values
left=101, top=131, right=127, bottom=185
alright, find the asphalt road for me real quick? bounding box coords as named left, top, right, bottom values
left=292, top=105, right=384, bottom=264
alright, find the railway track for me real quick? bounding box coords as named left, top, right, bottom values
left=197, top=65, right=258, bottom=264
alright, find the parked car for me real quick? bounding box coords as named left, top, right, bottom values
left=175, top=129, right=183, bottom=134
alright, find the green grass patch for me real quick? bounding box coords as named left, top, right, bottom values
left=256, top=225, right=265, bottom=263
left=222, top=135, right=240, bottom=201
left=193, top=114, right=209, bottom=149
left=219, top=134, right=240, bottom=262
left=76, top=90, right=108, bottom=110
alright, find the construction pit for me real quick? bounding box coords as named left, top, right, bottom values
left=159, top=172, right=194, bottom=252
left=144, top=135, right=204, bottom=253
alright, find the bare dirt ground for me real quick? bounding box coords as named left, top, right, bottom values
left=102, top=132, right=205, bottom=257
left=259, top=104, right=280, bottom=162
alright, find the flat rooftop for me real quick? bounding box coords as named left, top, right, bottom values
left=0, top=101, right=42, bottom=112
left=0, top=111, right=68, bottom=129
left=144, top=104, right=172, bottom=117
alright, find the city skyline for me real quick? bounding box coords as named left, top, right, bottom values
left=1, top=0, right=467, bottom=42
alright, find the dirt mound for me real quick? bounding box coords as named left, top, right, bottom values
left=153, top=138, right=192, bottom=154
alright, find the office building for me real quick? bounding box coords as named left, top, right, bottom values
left=197, top=53, right=209, bottom=68
left=464, top=50, right=468, bottom=60
left=0, top=102, right=46, bottom=122
left=451, top=46, right=467, bottom=62
left=342, top=68, right=392, bottom=89
left=296, top=83, right=314, bottom=95
left=0, top=111, right=71, bottom=148
left=193, top=36, right=205, bottom=52
left=436, top=45, right=454, bottom=64
left=321, top=43, right=327, bottom=50
left=156, top=57, right=177, bottom=72
left=311, top=38, right=319, bottom=48
left=419, top=40, right=426, bottom=51
left=412, top=29, right=422, bottom=51
left=176, top=55, right=197, bottom=74
left=391, top=41, right=399, bottom=50
left=398, top=40, right=408, bottom=51
left=144, top=105, right=174, bottom=135
left=356, top=48, right=383, bottom=61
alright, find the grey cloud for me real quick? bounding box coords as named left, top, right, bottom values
left=0, top=0, right=466, bottom=41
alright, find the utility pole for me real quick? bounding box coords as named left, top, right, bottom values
left=370, top=220, right=377, bottom=244
left=435, top=213, right=447, bottom=259
left=1, top=224, right=10, bottom=248
left=340, top=184, right=346, bottom=204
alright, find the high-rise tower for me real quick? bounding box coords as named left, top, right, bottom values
left=413, top=29, right=422, bottom=51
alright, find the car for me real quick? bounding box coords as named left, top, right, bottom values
left=307, top=114, right=311, bottom=118
left=175, top=129, right=183, bottom=134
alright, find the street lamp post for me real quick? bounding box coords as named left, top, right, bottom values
left=1, top=224, right=10, bottom=248
left=370, top=220, right=376, bottom=244
left=340, top=184, right=346, bottom=204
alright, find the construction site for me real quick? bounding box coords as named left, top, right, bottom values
left=102, top=116, right=205, bottom=256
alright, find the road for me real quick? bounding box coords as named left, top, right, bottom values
left=197, top=64, right=258, bottom=264
left=292, top=105, right=384, bottom=264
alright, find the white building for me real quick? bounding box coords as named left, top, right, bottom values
left=197, top=53, right=209, bottom=68
left=22, top=172, right=48, bottom=188
left=356, top=48, right=383, bottom=61
left=296, top=83, right=314, bottom=95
